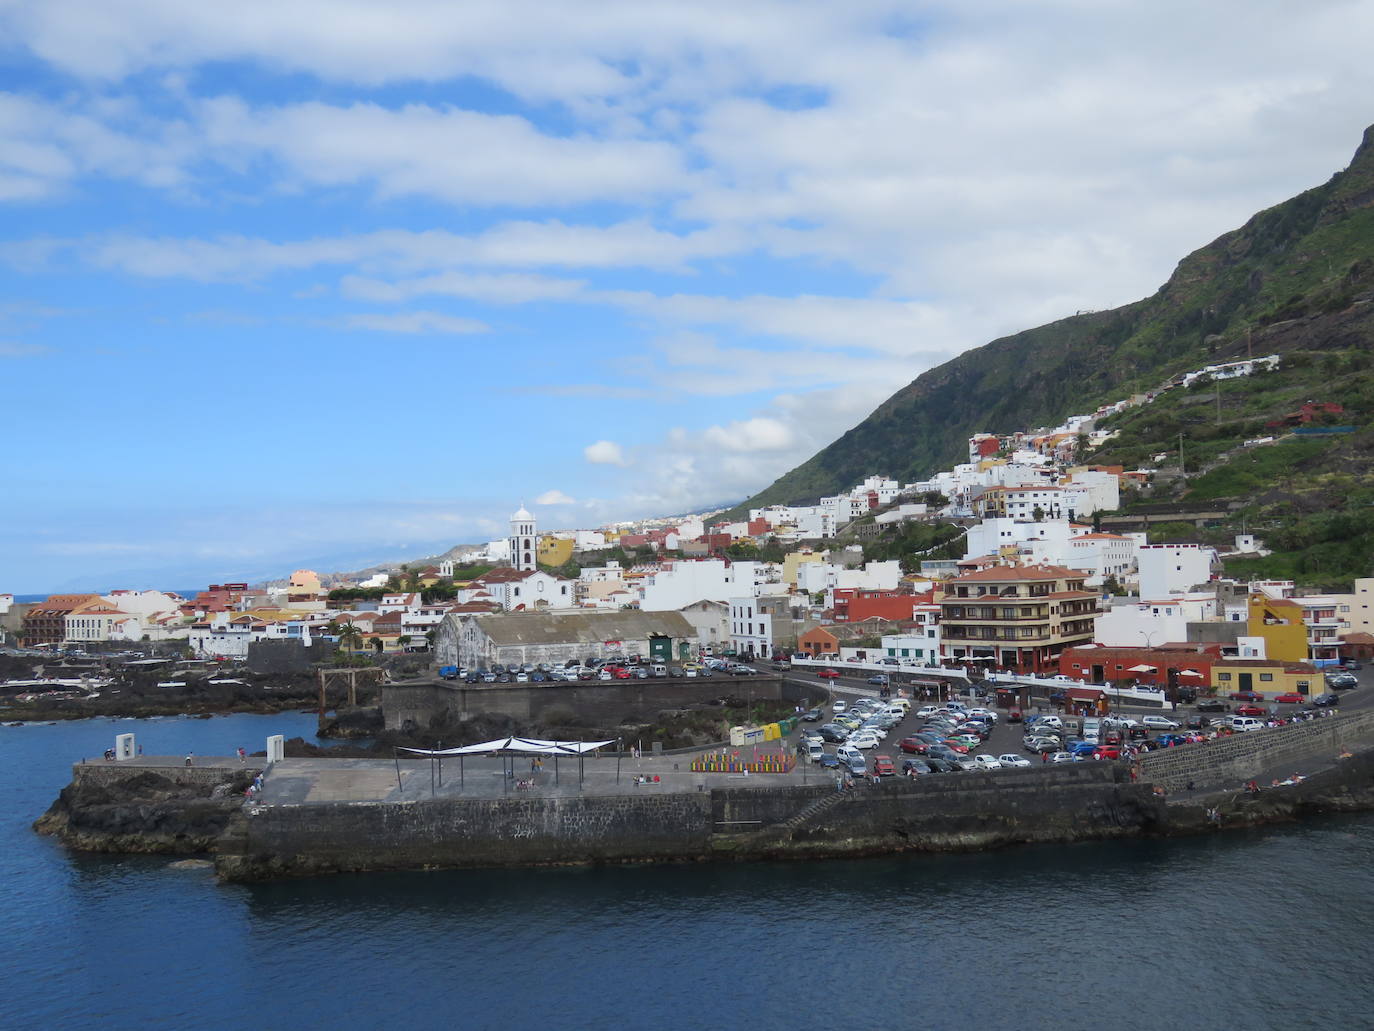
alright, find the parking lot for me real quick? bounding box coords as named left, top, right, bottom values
left=783, top=662, right=1371, bottom=779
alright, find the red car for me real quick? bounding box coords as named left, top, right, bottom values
left=1229, top=690, right=1264, bottom=703
left=613, top=669, right=632, bottom=680
left=899, top=736, right=926, bottom=754
left=872, top=755, right=896, bottom=777
left=1093, top=745, right=1123, bottom=760
left=817, top=669, right=841, bottom=679
left=940, top=739, right=970, bottom=754
left=1235, top=703, right=1266, bottom=717
left=1274, top=692, right=1305, bottom=704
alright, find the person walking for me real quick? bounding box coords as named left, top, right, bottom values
left=184, top=752, right=193, bottom=768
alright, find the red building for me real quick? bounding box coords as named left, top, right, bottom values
left=832, top=588, right=921, bottom=623
left=1058, top=644, right=1222, bottom=687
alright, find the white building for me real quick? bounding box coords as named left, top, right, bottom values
left=479, top=569, right=575, bottom=611
left=639, top=559, right=765, bottom=611
left=1137, top=544, right=1216, bottom=600
left=1094, top=595, right=1218, bottom=648
left=729, top=596, right=773, bottom=657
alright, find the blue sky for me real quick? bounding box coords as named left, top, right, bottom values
left=2, top=0, right=1373, bottom=593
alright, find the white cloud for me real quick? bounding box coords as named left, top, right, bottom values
left=0, top=341, right=52, bottom=357
left=339, top=311, right=488, bottom=335
left=341, top=271, right=586, bottom=305
left=535, top=489, right=577, bottom=505
left=702, top=417, right=795, bottom=453
left=199, top=96, right=689, bottom=207
left=583, top=440, right=628, bottom=466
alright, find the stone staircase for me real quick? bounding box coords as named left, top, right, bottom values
left=771, top=788, right=849, bottom=839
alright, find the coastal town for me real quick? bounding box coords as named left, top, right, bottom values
left=4, top=351, right=1369, bottom=712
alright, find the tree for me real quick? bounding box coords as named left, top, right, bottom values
left=370, top=636, right=384, bottom=654
left=397, top=634, right=412, bottom=652
left=335, top=623, right=364, bottom=654
left=1032, top=505, right=1045, bottom=522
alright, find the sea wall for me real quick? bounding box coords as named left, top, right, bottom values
left=215, top=763, right=1163, bottom=881
left=1138, top=711, right=1374, bottom=791
left=382, top=674, right=798, bottom=731
left=216, top=792, right=714, bottom=881
left=70, top=760, right=266, bottom=790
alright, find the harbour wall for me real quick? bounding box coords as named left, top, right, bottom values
left=382, top=674, right=810, bottom=731
left=1138, top=711, right=1374, bottom=791
left=70, top=760, right=266, bottom=791
left=215, top=763, right=1162, bottom=881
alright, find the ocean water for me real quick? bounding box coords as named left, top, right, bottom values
left=3, top=713, right=1372, bottom=1030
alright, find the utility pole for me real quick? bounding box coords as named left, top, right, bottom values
left=1216, top=383, right=1222, bottom=425
left=1179, top=431, right=1185, bottom=474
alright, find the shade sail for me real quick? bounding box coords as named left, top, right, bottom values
left=1126, top=664, right=1157, bottom=673
left=399, top=737, right=613, bottom=758
left=1178, top=669, right=1203, bottom=677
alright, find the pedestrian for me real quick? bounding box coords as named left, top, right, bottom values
left=184, top=752, right=193, bottom=767
left=237, top=747, right=246, bottom=764
left=137, top=744, right=143, bottom=755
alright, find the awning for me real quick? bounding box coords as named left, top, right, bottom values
left=1067, top=687, right=1104, bottom=701
left=1178, top=669, right=1203, bottom=678
left=399, top=737, right=614, bottom=757
left=1126, top=664, right=1157, bottom=673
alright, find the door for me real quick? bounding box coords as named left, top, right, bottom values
left=1092, top=664, right=1105, bottom=682
left=1239, top=672, right=1253, bottom=691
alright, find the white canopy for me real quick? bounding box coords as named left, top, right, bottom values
left=400, top=737, right=613, bottom=758
left=1178, top=669, right=1203, bottom=677
left=1126, top=664, right=1157, bottom=673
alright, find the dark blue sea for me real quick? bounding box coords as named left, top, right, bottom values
left=3, top=713, right=1372, bottom=1030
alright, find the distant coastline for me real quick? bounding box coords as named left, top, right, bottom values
left=11, top=590, right=204, bottom=604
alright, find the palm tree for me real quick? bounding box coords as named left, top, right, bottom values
left=336, top=623, right=364, bottom=654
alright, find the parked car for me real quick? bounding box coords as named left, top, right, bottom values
left=872, top=755, right=896, bottom=776
left=818, top=669, right=841, bottom=679
left=1229, top=690, right=1264, bottom=703
left=1313, top=692, right=1341, bottom=707
left=971, top=754, right=1002, bottom=771
left=1234, top=704, right=1266, bottom=718
left=1141, top=715, right=1180, bottom=730
left=817, top=725, right=849, bottom=743
left=818, top=753, right=842, bottom=769
left=1231, top=716, right=1264, bottom=732
left=802, top=707, right=823, bottom=722
left=997, top=754, right=1032, bottom=767
left=832, top=699, right=847, bottom=713
left=1092, top=745, right=1123, bottom=760
left=1197, top=698, right=1227, bottom=712
left=1274, top=692, right=1305, bottom=704
left=901, top=758, right=935, bottom=775
left=1327, top=673, right=1359, bottom=690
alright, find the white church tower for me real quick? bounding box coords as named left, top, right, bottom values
left=510, top=504, right=537, bottom=571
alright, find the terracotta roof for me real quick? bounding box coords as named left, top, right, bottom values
left=952, top=564, right=1082, bottom=582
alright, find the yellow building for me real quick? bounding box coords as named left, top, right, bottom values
left=1211, top=660, right=1321, bottom=699
left=537, top=535, right=575, bottom=568
left=1247, top=594, right=1308, bottom=663
left=783, top=550, right=822, bottom=586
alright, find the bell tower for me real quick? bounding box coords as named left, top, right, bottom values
left=510, top=504, right=537, bottom=571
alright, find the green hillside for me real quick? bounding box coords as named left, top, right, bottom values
left=728, top=124, right=1374, bottom=519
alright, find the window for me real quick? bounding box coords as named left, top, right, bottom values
left=1259, top=673, right=1273, bottom=682
left=1218, top=672, right=1232, bottom=682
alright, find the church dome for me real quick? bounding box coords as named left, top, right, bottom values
left=512, top=505, right=533, bottom=521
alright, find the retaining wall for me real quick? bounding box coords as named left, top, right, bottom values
left=382, top=675, right=790, bottom=731
left=71, top=761, right=265, bottom=790
left=1138, top=711, right=1374, bottom=791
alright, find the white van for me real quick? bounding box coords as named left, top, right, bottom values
left=803, top=739, right=825, bottom=762
left=1231, top=716, right=1264, bottom=732
left=882, top=705, right=907, bottom=721
left=836, top=744, right=864, bottom=769
left=650, top=664, right=668, bottom=677
left=888, top=698, right=911, bottom=714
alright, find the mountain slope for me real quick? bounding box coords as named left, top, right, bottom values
left=729, top=124, right=1374, bottom=516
